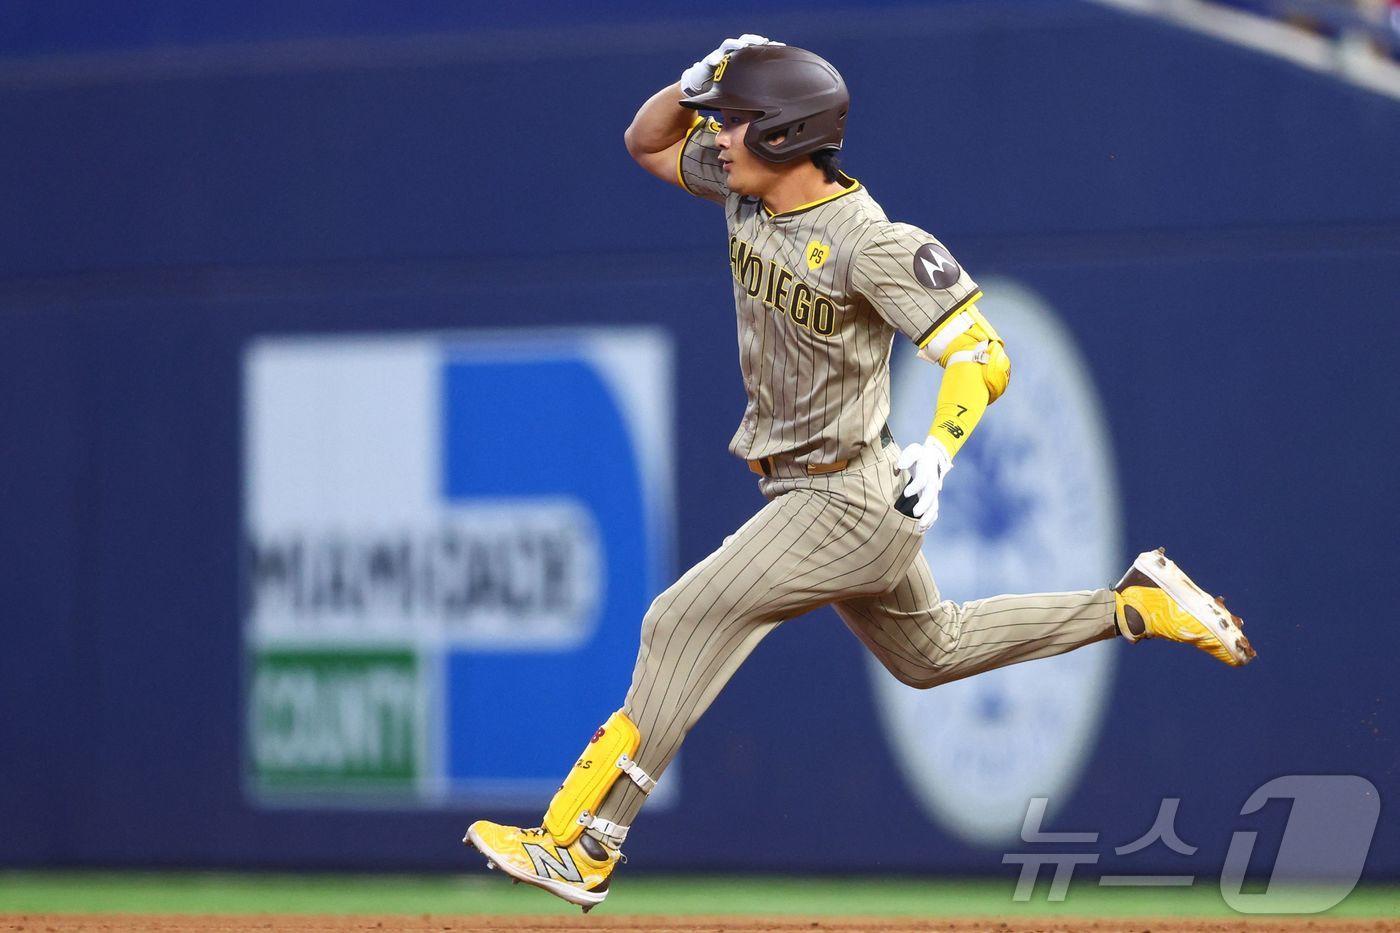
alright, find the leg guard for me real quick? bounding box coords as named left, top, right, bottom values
left=543, top=710, right=656, bottom=848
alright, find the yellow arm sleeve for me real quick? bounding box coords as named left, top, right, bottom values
left=925, top=312, right=1011, bottom=459
left=930, top=360, right=991, bottom=458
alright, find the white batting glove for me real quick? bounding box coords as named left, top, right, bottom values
left=680, top=34, right=784, bottom=96
left=897, top=436, right=953, bottom=534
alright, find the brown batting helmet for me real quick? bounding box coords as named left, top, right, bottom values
left=679, top=45, right=849, bottom=163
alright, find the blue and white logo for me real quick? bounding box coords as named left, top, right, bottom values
left=243, top=329, right=675, bottom=807
left=875, top=279, right=1121, bottom=846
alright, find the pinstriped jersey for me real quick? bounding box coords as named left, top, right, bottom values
left=678, top=115, right=984, bottom=464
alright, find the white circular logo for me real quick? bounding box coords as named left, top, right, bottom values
left=875, top=278, right=1122, bottom=847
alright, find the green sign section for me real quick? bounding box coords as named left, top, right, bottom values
left=249, top=650, right=420, bottom=791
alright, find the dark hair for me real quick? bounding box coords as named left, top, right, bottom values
left=810, top=148, right=843, bottom=184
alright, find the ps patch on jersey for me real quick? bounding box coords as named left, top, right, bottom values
left=912, top=242, right=962, bottom=290
left=805, top=241, right=831, bottom=270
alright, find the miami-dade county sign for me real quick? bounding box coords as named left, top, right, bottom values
left=242, top=329, right=675, bottom=808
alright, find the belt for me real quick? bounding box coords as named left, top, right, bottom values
left=748, top=456, right=846, bottom=477
left=747, top=424, right=894, bottom=479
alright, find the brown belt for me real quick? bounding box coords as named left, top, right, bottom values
left=746, top=424, right=894, bottom=479
left=748, top=456, right=848, bottom=477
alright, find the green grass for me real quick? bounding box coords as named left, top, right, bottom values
left=1, top=873, right=1397, bottom=918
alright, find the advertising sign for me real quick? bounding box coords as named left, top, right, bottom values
left=243, top=330, right=675, bottom=807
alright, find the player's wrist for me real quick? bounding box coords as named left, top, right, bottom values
left=679, top=60, right=712, bottom=97
left=924, top=435, right=954, bottom=470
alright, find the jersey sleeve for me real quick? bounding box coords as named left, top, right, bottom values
left=849, top=223, right=983, bottom=350
left=676, top=114, right=729, bottom=205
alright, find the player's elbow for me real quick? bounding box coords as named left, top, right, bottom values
left=936, top=338, right=1011, bottom=405
left=623, top=122, right=644, bottom=159
left=623, top=123, right=665, bottom=174
left=624, top=112, right=672, bottom=160
left=985, top=342, right=1011, bottom=404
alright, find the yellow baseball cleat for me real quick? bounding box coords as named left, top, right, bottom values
left=464, top=820, right=620, bottom=912
left=1114, top=548, right=1256, bottom=666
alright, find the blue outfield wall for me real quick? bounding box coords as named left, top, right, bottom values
left=1, top=1, right=1398, bottom=879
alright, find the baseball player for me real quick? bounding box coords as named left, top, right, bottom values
left=465, top=37, right=1255, bottom=911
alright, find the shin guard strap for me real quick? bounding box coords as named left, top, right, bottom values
left=581, top=813, right=629, bottom=848
left=617, top=754, right=656, bottom=794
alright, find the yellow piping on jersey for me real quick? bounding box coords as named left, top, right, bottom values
left=915, top=289, right=984, bottom=349
left=676, top=114, right=708, bottom=197
left=762, top=172, right=862, bottom=218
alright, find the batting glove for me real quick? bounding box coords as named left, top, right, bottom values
left=680, top=34, right=784, bottom=97
left=897, top=436, right=953, bottom=534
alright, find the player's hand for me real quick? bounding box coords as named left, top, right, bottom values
left=896, top=436, right=953, bottom=534
left=680, top=35, right=784, bottom=97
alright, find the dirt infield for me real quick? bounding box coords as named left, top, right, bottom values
left=5, top=917, right=1399, bottom=932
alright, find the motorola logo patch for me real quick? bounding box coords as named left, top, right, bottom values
left=912, top=242, right=962, bottom=290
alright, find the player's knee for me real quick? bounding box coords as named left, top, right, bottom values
left=898, top=665, right=966, bottom=690
left=882, top=641, right=964, bottom=689
left=908, top=666, right=957, bottom=689
left=639, top=595, right=679, bottom=642
left=640, top=587, right=715, bottom=642
left=891, top=669, right=937, bottom=690
left=879, top=658, right=946, bottom=690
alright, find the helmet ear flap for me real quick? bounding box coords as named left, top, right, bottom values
left=750, top=119, right=809, bottom=162
left=748, top=115, right=845, bottom=162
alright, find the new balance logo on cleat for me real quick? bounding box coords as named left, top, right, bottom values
left=524, top=843, right=584, bottom=883
left=464, top=820, right=618, bottom=912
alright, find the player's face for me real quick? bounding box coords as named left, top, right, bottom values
left=715, top=109, right=787, bottom=197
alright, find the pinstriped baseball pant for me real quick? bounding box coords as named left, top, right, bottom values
left=593, top=440, right=1117, bottom=831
